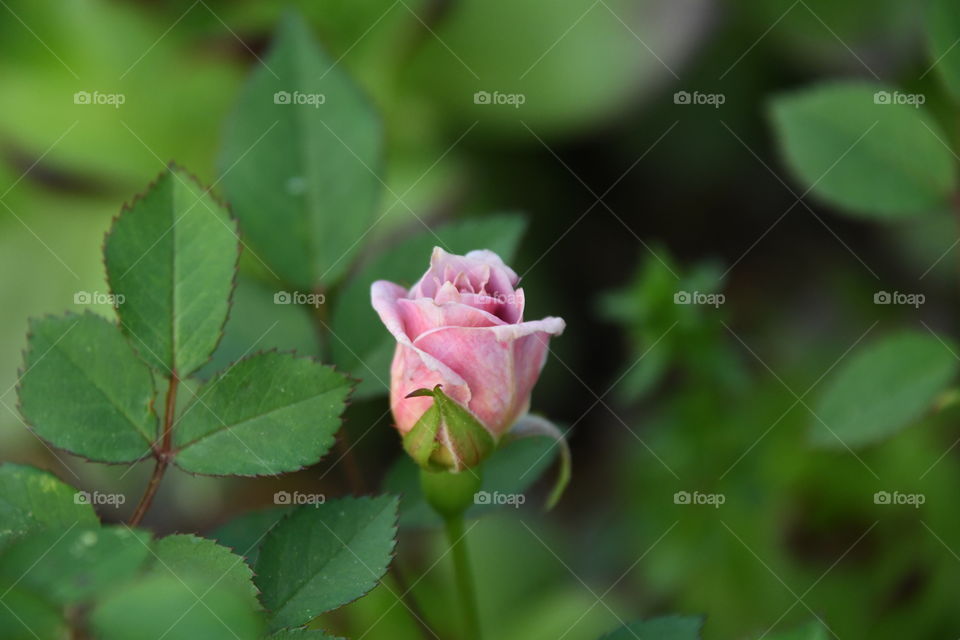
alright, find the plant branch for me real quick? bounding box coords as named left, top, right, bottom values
left=129, top=371, right=178, bottom=526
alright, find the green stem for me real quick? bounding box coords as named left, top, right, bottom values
left=444, top=515, right=481, bottom=640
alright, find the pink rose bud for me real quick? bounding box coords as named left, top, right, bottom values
left=371, top=247, right=565, bottom=468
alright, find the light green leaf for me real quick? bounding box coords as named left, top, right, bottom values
left=0, top=463, right=99, bottom=546
left=255, top=496, right=398, bottom=630
left=811, top=331, right=959, bottom=448
left=91, top=573, right=263, bottom=640
left=218, top=11, right=383, bottom=290
left=105, top=165, right=239, bottom=377
left=403, top=385, right=494, bottom=471
left=173, top=352, right=351, bottom=476
left=151, top=534, right=260, bottom=611
left=928, top=0, right=960, bottom=102
left=331, top=215, right=526, bottom=399
left=18, top=313, right=158, bottom=463
left=0, top=526, right=153, bottom=605
left=211, top=506, right=293, bottom=567
left=770, top=82, right=956, bottom=219
left=598, top=615, right=703, bottom=639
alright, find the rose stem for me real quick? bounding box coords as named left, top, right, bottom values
left=129, top=371, right=178, bottom=526
left=444, top=514, right=481, bottom=640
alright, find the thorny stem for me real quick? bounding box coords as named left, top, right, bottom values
left=128, top=371, right=178, bottom=526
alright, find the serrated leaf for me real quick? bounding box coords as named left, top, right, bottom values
left=598, top=615, right=703, bottom=640
left=173, top=352, right=351, bottom=476
left=18, top=313, right=158, bottom=463
left=91, top=573, right=263, bottom=640
left=255, top=496, right=398, bottom=631
left=0, top=588, right=67, bottom=640
left=770, top=82, right=956, bottom=219
left=331, top=215, right=526, bottom=399
left=218, top=11, right=382, bottom=290
left=211, top=506, right=293, bottom=567
left=0, top=526, right=153, bottom=605
left=811, top=331, right=959, bottom=448
left=0, top=463, right=99, bottom=546
left=105, top=165, right=239, bottom=377
left=928, top=0, right=960, bottom=102
left=151, top=534, right=260, bottom=611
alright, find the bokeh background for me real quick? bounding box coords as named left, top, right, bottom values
left=2, top=0, right=958, bottom=638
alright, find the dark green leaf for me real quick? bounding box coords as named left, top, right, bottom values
left=811, top=331, right=959, bottom=448
left=0, top=463, right=99, bottom=546
left=18, top=313, right=158, bottom=463
left=151, top=534, right=260, bottom=611
left=770, top=82, right=956, bottom=219
left=598, top=615, right=703, bottom=639
left=0, top=588, right=67, bottom=640
left=211, top=506, right=293, bottom=567
left=255, top=496, right=398, bottom=630
left=219, top=11, right=383, bottom=290
left=267, top=630, right=342, bottom=640
left=0, top=526, right=152, bottom=605
left=331, top=215, right=526, bottom=399
left=91, top=573, right=263, bottom=640
left=105, top=165, right=239, bottom=377
left=174, top=352, right=351, bottom=476
left=928, top=0, right=960, bottom=101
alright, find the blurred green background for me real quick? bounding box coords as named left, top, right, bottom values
left=2, top=0, right=959, bottom=638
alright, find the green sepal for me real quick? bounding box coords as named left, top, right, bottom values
left=402, top=386, right=495, bottom=472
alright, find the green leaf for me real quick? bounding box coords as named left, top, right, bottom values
left=0, top=588, right=67, bottom=640
left=928, top=0, right=960, bottom=102
left=770, top=82, right=956, bottom=219
left=105, top=165, right=239, bottom=377
left=91, top=573, right=263, bottom=640
left=255, top=496, right=398, bottom=630
left=331, top=214, right=526, bottom=399
left=0, top=526, right=153, bottom=605
left=811, top=331, right=959, bottom=448
left=211, top=506, right=293, bottom=567
left=267, top=630, right=342, bottom=640
left=0, top=463, right=99, bottom=546
left=218, top=10, right=383, bottom=290
left=151, top=534, right=260, bottom=612
left=766, top=621, right=830, bottom=640
left=18, top=313, right=158, bottom=463
left=174, top=352, right=351, bottom=476
left=598, top=615, right=703, bottom=639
